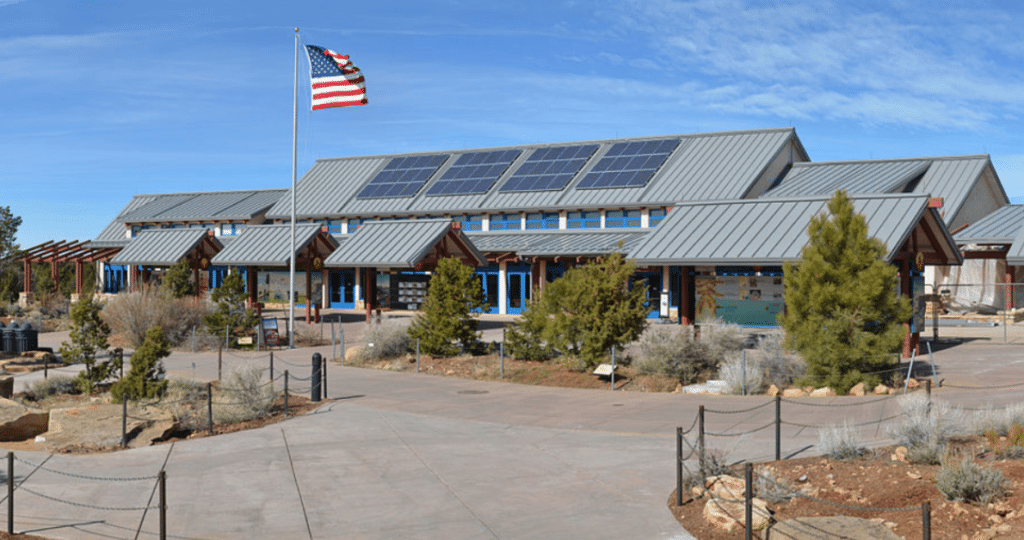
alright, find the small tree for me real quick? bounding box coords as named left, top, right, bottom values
left=162, top=258, right=195, bottom=299
left=60, top=295, right=115, bottom=393
left=111, top=326, right=169, bottom=402
left=507, top=250, right=649, bottom=367
left=408, top=258, right=486, bottom=356
left=780, top=190, right=912, bottom=393
left=203, top=269, right=257, bottom=346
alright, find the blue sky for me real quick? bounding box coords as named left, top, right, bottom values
left=2, top=0, right=1024, bottom=247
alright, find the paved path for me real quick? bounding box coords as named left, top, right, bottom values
left=4, top=321, right=1024, bottom=539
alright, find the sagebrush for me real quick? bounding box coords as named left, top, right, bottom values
left=634, top=322, right=745, bottom=385
left=24, top=375, right=79, bottom=400
left=887, top=394, right=964, bottom=465
left=104, top=284, right=209, bottom=348
left=212, top=364, right=276, bottom=424
left=357, top=318, right=412, bottom=361
left=935, top=457, right=1006, bottom=504
left=817, top=421, right=866, bottom=460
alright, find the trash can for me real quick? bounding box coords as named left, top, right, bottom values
left=19, top=323, right=37, bottom=353
left=13, top=324, right=25, bottom=354
left=1, top=323, right=13, bottom=354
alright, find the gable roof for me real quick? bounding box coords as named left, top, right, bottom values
left=211, top=224, right=332, bottom=266
left=629, top=194, right=961, bottom=266
left=265, top=128, right=807, bottom=220
left=109, top=229, right=219, bottom=266
left=466, top=229, right=650, bottom=258
left=324, top=220, right=485, bottom=268
left=764, top=155, right=1006, bottom=227
left=955, top=205, right=1024, bottom=245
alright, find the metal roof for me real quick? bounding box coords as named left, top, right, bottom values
left=120, top=190, right=286, bottom=223
left=466, top=229, right=650, bottom=257
left=629, top=194, right=946, bottom=266
left=765, top=155, right=998, bottom=226
left=90, top=195, right=159, bottom=247
left=211, top=224, right=325, bottom=266
left=324, top=220, right=484, bottom=268
left=265, top=128, right=804, bottom=220
left=955, top=205, right=1024, bottom=244
left=109, top=229, right=215, bottom=266
left=1005, top=225, right=1024, bottom=265
left=763, top=160, right=930, bottom=198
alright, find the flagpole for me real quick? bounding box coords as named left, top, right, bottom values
left=289, top=28, right=299, bottom=349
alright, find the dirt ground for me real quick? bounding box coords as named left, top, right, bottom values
left=342, top=351, right=682, bottom=392
left=670, top=439, right=1024, bottom=540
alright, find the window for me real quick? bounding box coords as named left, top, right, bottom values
left=526, top=212, right=559, bottom=230
left=566, top=211, right=600, bottom=229
left=347, top=218, right=364, bottom=232
left=219, top=223, right=245, bottom=236
left=453, top=214, right=483, bottom=231
left=161, top=223, right=184, bottom=229
left=605, top=209, right=641, bottom=228
left=130, top=224, right=154, bottom=238
left=649, top=208, right=666, bottom=227
left=488, top=213, right=521, bottom=231
left=320, top=219, right=342, bottom=234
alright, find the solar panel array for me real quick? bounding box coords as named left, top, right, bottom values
left=425, top=150, right=522, bottom=196
left=356, top=155, right=449, bottom=199
left=576, top=139, right=680, bottom=189
left=499, top=144, right=599, bottom=192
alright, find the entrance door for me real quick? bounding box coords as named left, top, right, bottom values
left=474, top=267, right=499, bottom=314
left=506, top=265, right=531, bottom=315
left=329, top=269, right=356, bottom=309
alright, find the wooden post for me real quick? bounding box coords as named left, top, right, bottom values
left=679, top=266, right=694, bottom=325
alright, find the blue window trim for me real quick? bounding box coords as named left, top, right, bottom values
left=453, top=214, right=484, bottom=231
left=488, top=213, right=521, bottom=231
left=605, top=209, right=641, bottom=228
left=649, top=208, right=666, bottom=227
left=526, top=212, right=559, bottom=230
left=566, top=211, right=600, bottom=229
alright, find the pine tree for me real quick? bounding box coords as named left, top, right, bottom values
left=780, top=191, right=912, bottom=394
left=162, top=258, right=195, bottom=299
left=203, top=269, right=257, bottom=346
left=60, top=295, right=114, bottom=393
left=111, top=326, right=169, bottom=402
left=507, top=250, right=649, bottom=367
left=408, top=258, right=486, bottom=356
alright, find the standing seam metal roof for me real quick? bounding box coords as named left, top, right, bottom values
left=109, top=229, right=215, bottom=266
left=323, top=220, right=482, bottom=268
left=955, top=205, right=1024, bottom=244
left=465, top=229, right=650, bottom=257
left=265, top=128, right=802, bottom=220
left=121, top=190, right=287, bottom=223
left=628, top=194, right=939, bottom=266
left=211, top=224, right=327, bottom=266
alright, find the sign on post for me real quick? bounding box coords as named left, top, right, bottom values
left=261, top=318, right=280, bottom=348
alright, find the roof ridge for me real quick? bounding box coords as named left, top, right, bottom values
left=792, top=154, right=990, bottom=167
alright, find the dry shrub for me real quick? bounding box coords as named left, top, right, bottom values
left=212, top=364, right=275, bottom=424
left=293, top=323, right=328, bottom=347
left=634, top=324, right=743, bottom=385
left=356, top=318, right=411, bottom=361
left=161, top=380, right=209, bottom=431
left=887, top=394, right=964, bottom=465
left=817, top=421, right=866, bottom=460
left=936, top=457, right=1006, bottom=504
left=103, top=285, right=209, bottom=348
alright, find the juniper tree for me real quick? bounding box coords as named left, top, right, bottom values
left=506, top=250, right=648, bottom=367
left=408, top=258, right=486, bottom=356
left=780, top=191, right=912, bottom=394
left=111, top=326, right=169, bottom=402
left=203, top=269, right=258, bottom=346
left=60, top=295, right=114, bottom=393
left=162, top=258, right=195, bottom=299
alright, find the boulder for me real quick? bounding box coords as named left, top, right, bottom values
left=873, top=384, right=891, bottom=395
left=906, top=378, right=920, bottom=389
left=344, top=346, right=363, bottom=362
left=782, top=388, right=805, bottom=398
left=703, top=496, right=770, bottom=532
left=767, top=384, right=780, bottom=397
left=810, top=387, right=836, bottom=398
left=848, top=382, right=865, bottom=397
left=706, top=475, right=745, bottom=500
left=0, top=398, right=48, bottom=441
left=0, top=377, right=12, bottom=399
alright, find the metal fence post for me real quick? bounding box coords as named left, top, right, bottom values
left=610, top=346, right=616, bottom=391
left=270, top=351, right=274, bottom=383
left=311, top=353, right=322, bottom=403
left=922, top=500, right=930, bottom=540
left=284, top=370, right=289, bottom=417
left=217, top=346, right=223, bottom=382
left=416, top=339, right=420, bottom=373
left=499, top=341, right=504, bottom=379
left=676, top=427, right=683, bottom=507
left=8, top=451, right=13, bottom=535
left=745, top=462, right=753, bottom=540
left=159, top=470, right=167, bottom=540
left=698, top=405, right=705, bottom=481
left=741, top=349, right=747, bottom=395
left=122, top=393, right=127, bottom=448
left=775, top=395, right=781, bottom=461
left=207, top=382, right=213, bottom=436
left=322, top=352, right=327, bottom=400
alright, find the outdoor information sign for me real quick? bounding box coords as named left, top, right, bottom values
left=261, top=318, right=280, bottom=348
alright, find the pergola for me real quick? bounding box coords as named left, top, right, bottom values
left=18, top=240, right=121, bottom=297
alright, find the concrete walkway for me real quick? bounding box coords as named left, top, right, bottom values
left=4, top=321, right=1024, bottom=539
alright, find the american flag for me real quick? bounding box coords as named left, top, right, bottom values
left=305, top=45, right=367, bottom=110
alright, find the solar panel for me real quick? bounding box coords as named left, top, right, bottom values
left=356, top=154, right=449, bottom=199
left=575, top=138, right=680, bottom=189
left=425, top=149, right=522, bottom=196
left=499, top=144, right=599, bottom=192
